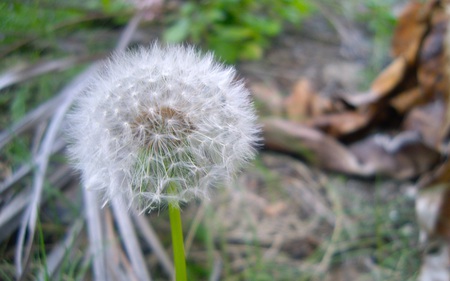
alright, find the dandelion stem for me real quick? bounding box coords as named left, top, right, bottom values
left=168, top=184, right=187, bottom=281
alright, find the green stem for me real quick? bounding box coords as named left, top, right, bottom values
left=168, top=186, right=187, bottom=281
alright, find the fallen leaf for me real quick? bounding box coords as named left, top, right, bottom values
left=390, top=87, right=425, bottom=114
left=263, top=118, right=373, bottom=176
left=370, top=56, right=407, bottom=98
left=391, top=1, right=430, bottom=65
left=250, top=81, right=284, bottom=116
left=349, top=132, right=440, bottom=179
left=418, top=7, right=448, bottom=98
left=285, top=78, right=334, bottom=120
left=419, top=242, right=450, bottom=281
left=264, top=202, right=288, bottom=217
left=306, top=111, right=371, bottom=137
left=402, top=101, right=446, bottom=149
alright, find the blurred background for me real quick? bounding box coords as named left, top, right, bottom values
left=2, top=0, right=448, bottom=280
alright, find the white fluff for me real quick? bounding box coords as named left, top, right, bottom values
left=66, top=44, right=259, bottom=211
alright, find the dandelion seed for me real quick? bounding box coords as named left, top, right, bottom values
left=66, top=44, right=259, bottom=212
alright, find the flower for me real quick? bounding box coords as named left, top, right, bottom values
left=66, top=44, right=259, bottom=211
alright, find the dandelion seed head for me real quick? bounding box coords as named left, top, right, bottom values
left=66, top=44, right=259, bottom=212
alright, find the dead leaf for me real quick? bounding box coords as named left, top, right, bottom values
left=390, top=87, right=425, bottom=113
left=402, top=101, right=446, bottom=149
left=416, top=185, right=448, bottom=242
left=250, top=81, right=284, bottom=116
left=419, top=242, right=450, bottom=281
left=285, top=78, right=334, bottom=120
left=263, top=118, right=374, bottom=176
left=435, top=188, right=450, bottom=239
left=264, top=202, right=288, bottom=217
left=349, top=132, right=440, bottom=179
left=306, top=111, right=371, bottom=137
left=391, top=1, right=431, bottom=65
left=418, top=7, right=448, bottom=98
left=370, top=56, right=407, bottom=97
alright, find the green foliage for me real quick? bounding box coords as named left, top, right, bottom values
left=37, top=218, right=50, bottom=281
left=360, top=0, right=397, bottom=67
left=0, top=1, right=131, bottom=49
left=1, top=2, right=80, bottom=45
left=164, top=0, right=314, bottom=63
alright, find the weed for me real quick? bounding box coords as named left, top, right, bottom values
left=164, top=0, right=314, bottom=62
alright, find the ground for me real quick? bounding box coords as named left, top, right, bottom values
left=0, top=3, right=421, bottom=280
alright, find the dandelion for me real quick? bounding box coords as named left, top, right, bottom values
left=66, top=44, right=259, bottom=280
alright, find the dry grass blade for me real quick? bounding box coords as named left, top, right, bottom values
left=132, top=211, right=174, bottom=279
left=0, top=188, right=30, bottom=243
left=15, top=64, right=98, bottom=277
left=0, top=93, right=66, bottom=150
left=12, top=10, right=145, bottom=279
left=111, top=197, right=152, bottom=281
left=0, top=55, right=97, bottom=91
left=209, top=254, right=222, bottom=281
left=84, top=189, right=108, bottom=281
left=0, top=165, right=72, bottom=242
left=37, top=217, right=84, bottom=280
left=185, top=201, right=208, bottom=256
left=0, top=138, right=65, bottom=194
left=104, top=207, right=137, bottom=281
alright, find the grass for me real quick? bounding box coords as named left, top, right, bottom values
left=0, top=0, right=420, bottom=280
left=186, top=159, right=420, bottom=281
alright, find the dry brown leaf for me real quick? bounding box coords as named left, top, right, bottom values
left=391, top=1, right=431, bottom=65
left=402, top=101, right=446, bottom=149
left=306, top=111, right=371, bottom=137
left=284, top=78, right=334, bottom=120
left=339, top=91, right=380, bottom=107
left=349, top=132, right=440, bottom=179
left=249, top=82, right=284, bottom=116
left=390, top=87, right=425, bottom=113
left=370, top=56, right=407, bottom=97
left=418, top=6, right=448, bottom=98
left=416, top=160, right=450, bottom=243
left=264, top=202, right=288, bottom=217
left=263, top=118, right=373, bottom=176
left=285, top=78, right=315, bottom=120
left=435, top=188, right=450, bottom=238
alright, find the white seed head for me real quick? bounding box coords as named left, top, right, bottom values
left=66, top=44, right=259, bottom=212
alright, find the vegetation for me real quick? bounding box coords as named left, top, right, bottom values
left=164, top=0, right=314, bottom=62
left=0, top=0, right=418, bottom=280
